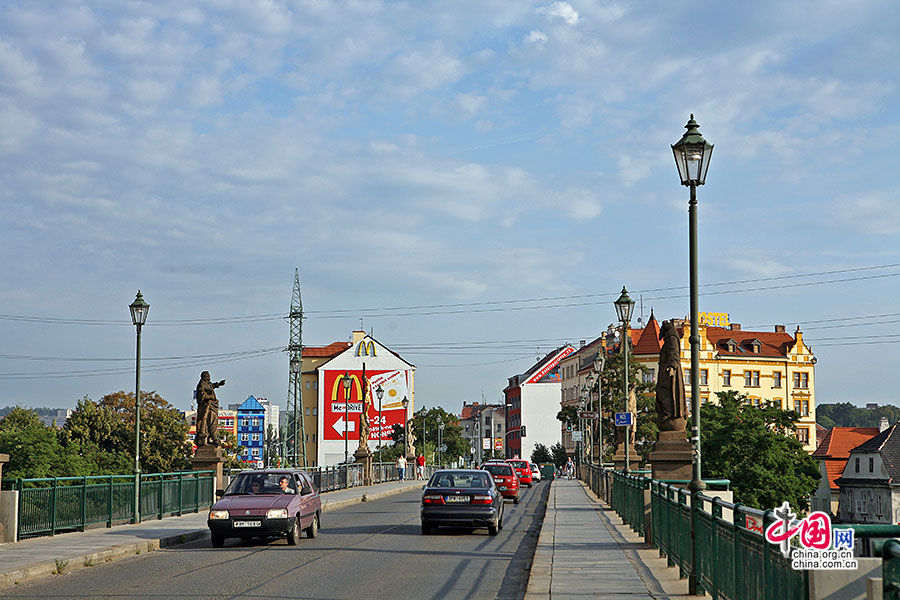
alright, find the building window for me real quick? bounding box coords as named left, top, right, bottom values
left=251, top=448, right=259, bottom=456
left=313, top=408, right=317, bottom=416
left=700, top=369, right=708, bottom=385
left=306, top=408, right=310, bottom=416
left=312, top=434, right=316, bottom=442
left=240, top=434, right=248, bottom=442
left=685, top=369, right=691, bottom=382
left=723, top=370, right=731, bottom=387
left=251, top=418, right=260, bottom=427
left=870, top=457, right=875, bottom=473
left=855, top=457, right=860, bottom=473
left=801, top=400, right=809, bottom=416
left=744, top=371, right=760, bottom=387
left=305, top=382, right=310, bottom=390
left=241, top=419, right=248, bottom=427
left=793, top=372, right=809, bottom=388
left=642, top=369, right=656, bottom=384
left=797, top=427, right=809, bottom=443
left=773, top=372, right=782, bottom=388
left=251, top=433, right=260, bottom=441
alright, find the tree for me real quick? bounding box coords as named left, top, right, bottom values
left=701, top=390, right=820, bottom=510
left=591, top=352, right=656, bottom=465
left=531, top=443, right=553, bottom=464
left=817, top=402, right=900, bottom=428
left=550, top=442, right=568, bottom=468
left=59, top=396, right=132, bottom=475
left=0, top=407, right=91, bottom=479
left=98, top=391, right=192, bottom=473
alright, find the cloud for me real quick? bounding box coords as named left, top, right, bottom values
left=559, top=189, right=602, bottom=219
left=836, top=191, right=900, bottom=235
left=537, top=2, right=579, bottom=25
left=720, top=256, right=794, bottom=278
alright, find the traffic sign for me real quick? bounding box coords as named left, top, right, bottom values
left=579, top=411, right=599, bottom=419
left=572, top=431, right=583, bottom=442
left=615, top=412, right=634, bottom=426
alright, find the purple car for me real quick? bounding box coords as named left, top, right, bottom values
left=208, top=469, right=322, bottom=547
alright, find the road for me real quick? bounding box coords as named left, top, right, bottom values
left=6, top=480, right=550, bottom=600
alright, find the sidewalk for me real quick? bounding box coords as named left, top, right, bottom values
left=526, top=478, right=690, bottom=600
left=0, top=478, right=424, bottom=590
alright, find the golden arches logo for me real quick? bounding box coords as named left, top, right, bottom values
left=356, top=341, right=377, bottom=357
left=331, top=374, right=364, bottom=401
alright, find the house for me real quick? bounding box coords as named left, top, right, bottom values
left=236, top=396, right=266, bottom=465
left=811, top=425, right=880, bottom=515
left=835, top=422, right=900, bottom=524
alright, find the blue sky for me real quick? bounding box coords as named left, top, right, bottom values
left=2, top=0, right=900, bottom=415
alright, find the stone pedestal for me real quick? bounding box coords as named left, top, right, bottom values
left=0, top=453, right=7, bottom=544
left=192, top=446, right=225, bottom=489
left=354, top=446, right=373, bottom=486
left=612, top=443, right=637, bottom=472
left=0, top=453, right=8, bottom=484
left=649, top=430, right=692, bottom=481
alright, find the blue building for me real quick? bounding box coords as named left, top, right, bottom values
left=237, top=396, right=266, bottom=465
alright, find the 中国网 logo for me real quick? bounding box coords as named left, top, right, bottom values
left=764, top=502, right=857, bottom=570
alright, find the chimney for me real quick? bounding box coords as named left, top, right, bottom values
left=579, top=340, right=586, bottom=348
left=880, top=417, right=890, bottom=433
left=775, top=325, right=786, bottom=333
left=352, top=330, right=366, bottom=344
left=730, top=323, right=741, bottom=331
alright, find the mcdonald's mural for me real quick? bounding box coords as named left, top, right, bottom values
left=322, top=368, right=412, bottom=442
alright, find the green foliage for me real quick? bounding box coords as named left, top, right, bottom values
left=550, top=442, right=568, bottom=468
left=817, top=402, right=900, bottom=428
left=389, top=406, right=467, bottom=464
left=592, top=352, right=657, bottom=465
left=60, top=396, right=132, bottom=474
left=0, top=407, right=91, bottom=479
left=701, top=390, right=820, bottom=510
left=531, top=443, right=553, bottom=464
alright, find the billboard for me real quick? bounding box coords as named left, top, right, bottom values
left=322, top=369, right=411, bottom=442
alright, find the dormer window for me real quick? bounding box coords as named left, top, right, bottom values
left=724, top=339, right=737, bottom=353
left=750, top=339, right=762, bottom=354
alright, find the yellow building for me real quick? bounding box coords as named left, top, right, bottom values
left=631, top=312, right=818, bottom=453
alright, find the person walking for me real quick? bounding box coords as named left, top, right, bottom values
left=396, top=455, right=407, bottom=480
left=416, top=454, right=426, bottom=480
left=565, top=457, right=575, bottom=480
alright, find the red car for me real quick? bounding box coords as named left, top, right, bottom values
left=507, top=459, right=533, bottom=487
left=208, top=469, right=322, bottom=547
left=482, top=462, right=520, bottom=504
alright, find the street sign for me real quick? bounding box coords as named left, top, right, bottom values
left=579, top=411, right=599, bottom=419
left=615, top=412, right=634, bottom=426
left=438, top=444, right=447, bottom=452
left=572, top=431, right=583, bottom=442
left=482, top=437, right=491, bottom=450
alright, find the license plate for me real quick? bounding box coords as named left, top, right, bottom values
left=498, top=486, right=507, bottom=490
left=445, top=496, right=469, bottom=503
left=233, top=520, right=261, bottom=528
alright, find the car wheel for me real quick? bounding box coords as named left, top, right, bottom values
left=488, top=521, right=499, bottom=536
left=513, top=495, right=519, bottom=504
left=306, top=512, right=319, bottom=539
left=421, top=522, right=431, bottom=535
left=210, top=533, right=225, bottom=548
left=498, top=508, right=504, bottom=531
left=287, top=517, right=301, bottom=545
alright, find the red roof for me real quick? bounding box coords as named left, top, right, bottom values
left=813, top=427, right=880, bottom=491
left=303, top=342, right=351, bottom=358
left=632, top=313, right=662, bottom=355
left=813, top=427, right=879, bottom=458
left=703, top=326, right=795, bottom=358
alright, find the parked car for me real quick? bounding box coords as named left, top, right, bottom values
left=539, top=463, right=558, bottom=481
left=482, top=461, right=520, bottom=503
left=507, top=459, right=533, bottom=487
left=530, top=462, right=541, bottom=483
left=207, top=469, right=322, bottom=547
left=421, top=469, right=504, bottom=535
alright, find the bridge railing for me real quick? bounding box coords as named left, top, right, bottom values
left=15, top=471, right=213, bottom=540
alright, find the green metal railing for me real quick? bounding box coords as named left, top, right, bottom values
left=16, top=471, right=213, bottom=539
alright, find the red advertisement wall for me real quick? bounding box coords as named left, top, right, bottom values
left=322, top=369, right=411, bottom=442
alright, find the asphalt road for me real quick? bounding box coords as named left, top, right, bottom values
left=5, top=479, right=550, bottom=600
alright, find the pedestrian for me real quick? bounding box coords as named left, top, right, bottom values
left=396, top=454, right=407, bottom=480
left=416, top=453, right=426, bottom=480
left=565, top=457, right=575, bottom=480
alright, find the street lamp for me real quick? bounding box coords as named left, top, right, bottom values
left=593, top=339, right=606, bottom=465
left=437, top=416, right=444, bottom=465
left=672, top=113, right=713, bottom=596
left=376, top=385, right=384, bottom=463
left=585, top=373, right=594, bottom=464
left=475, top=419, right=481, bottom=465
left=342, top=372, right=352, bottom=464
left=504, top=402, right=512, bottom=459
left=614, top=286, right=635, bottom=474
left=129, top=290, right=149, bottom=524
left=402, top=396, right=410, bottom=468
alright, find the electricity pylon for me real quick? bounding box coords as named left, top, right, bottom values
left=286, top=269, right=306, bottom=467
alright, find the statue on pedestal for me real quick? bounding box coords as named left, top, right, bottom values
left=656, top=321, right=688, bottom=432
left=195, top=371, right=226, bottom=447
left=359, top=378, right=373, bottom=449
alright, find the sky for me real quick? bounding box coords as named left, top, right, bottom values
left=2, top=1, right=900, bottom=416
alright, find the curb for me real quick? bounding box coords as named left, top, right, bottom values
left=523, top=480, right=554, bottom=599
left=0, top=483, right=422, bottom=591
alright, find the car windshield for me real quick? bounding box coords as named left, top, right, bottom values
left=510, top=461, right=526, bottom=468
left=428, top=472, right=491, bottom=489
left=226, top=472, right=298, bottom=495
left=483, top=464, right=512, bottom=476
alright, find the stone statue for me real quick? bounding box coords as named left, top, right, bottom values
left=359, top=378, right=372, bottom=447
left=656, top=321, right=688, bottom=432
left=406, top=420, right=417, bottom=457
left=195, top=371, right=226, bottom=446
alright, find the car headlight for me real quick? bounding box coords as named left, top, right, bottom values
left=266, top=508, right=289, bottom=519
left=209, top=510, right=229, bottom=520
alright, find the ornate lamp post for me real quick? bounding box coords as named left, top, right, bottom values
left=585, top=373, right=594, bottom=464
left=437, top=416, right=444, bottom=465
left=402, top=396, right=410, bottom=466
left=614, top=286, right=635, bottom=474
left=375, top=384, right=384, bottom=463
left=129, top=291, right=149, bottom=524
left=593, top=338, right=606, bottom=465
left=342, top=372, right=352, bottom=464
left=672, top=113, right=713, bottom=596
